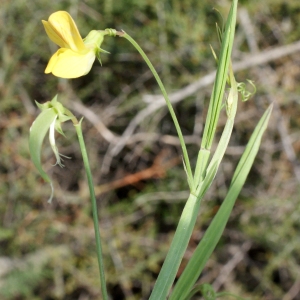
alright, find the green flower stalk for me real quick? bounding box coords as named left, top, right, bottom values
left=29, top=96, right=108, bottom=299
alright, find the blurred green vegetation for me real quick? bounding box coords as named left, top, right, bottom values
left=1, top=0, right=300, bottom=299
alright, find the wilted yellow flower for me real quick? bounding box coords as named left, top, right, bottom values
left=42, top=11, right=107, bottom=78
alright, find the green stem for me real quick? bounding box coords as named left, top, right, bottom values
left=120, top=32, right=194, bottom=191
left=74, top=119, right=108, bottom=300
left=149, top=192, right=200, bottom=300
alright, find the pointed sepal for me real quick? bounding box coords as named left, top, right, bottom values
left=29, top=108, right=57, bottom=202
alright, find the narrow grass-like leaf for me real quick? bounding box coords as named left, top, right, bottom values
left=149, top=2, right=237, bottom=298
left=196, top=160, right=218, bottom=200
left=196, top=67, right=238, bottom=200
left=194, top=148, right=210, bottom=188
left=149, top=193, right=200, bottom=300
left=121, top=33, right=195, bottom=191
left=169, top=104, right=273, bottom=300
left=201, top=0, right=237, bottom=150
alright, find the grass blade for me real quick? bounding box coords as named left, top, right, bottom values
left=148, top=193, right=200, bottom=300
left=200, top=0, right=237, bottom=150
left=169, top=104, right=273, bottom=300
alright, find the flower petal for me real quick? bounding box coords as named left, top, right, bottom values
left=42, top=11, right=85, bottom=51
left=42, top=20, right=68, bottom=49
left=46, top=48, right=96, bottom=78
left=45, top=51, right=59, bottom=74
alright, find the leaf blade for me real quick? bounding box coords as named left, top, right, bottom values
left=169, top=104, right=273, bottom=300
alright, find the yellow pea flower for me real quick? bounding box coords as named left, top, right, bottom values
left=42, top=11, right=108, bottom=78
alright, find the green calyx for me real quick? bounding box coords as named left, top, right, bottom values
left=83, top=30, right=110, bottom=65
left=29, top=95, right=73, bottom=202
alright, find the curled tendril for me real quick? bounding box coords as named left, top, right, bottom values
left=105, top=28, right=117, bottom=37
left=188, top=283, right=248, bottom=300
left=237, top=79, right=256, bottom=102
left=200, top=283, right=216, bottom=300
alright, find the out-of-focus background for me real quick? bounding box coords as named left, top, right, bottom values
left=1, top=0, right=300, bottom=299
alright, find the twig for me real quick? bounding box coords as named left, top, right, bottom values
left=61, top=81, right=118, bottom=144
left=283, top=279, right=300, bottom=300
left=76, top=150, right=180, bottom=199
left=95, top=151, right=180, bottom=196
left=238, top=8, right=300, bottom=183
left=105, top=39, right=300, bottom=166
left=212, top=241, right=252, bottom=291
left=72, top=100, right=118, bottom=144
left=143, top=41, right=300, bottom=105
